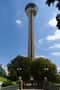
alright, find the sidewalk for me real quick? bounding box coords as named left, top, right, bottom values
left=17, top=89, right=44, bottom=90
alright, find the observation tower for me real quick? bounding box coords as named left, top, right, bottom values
left=25, top=3, right=38, bottom=60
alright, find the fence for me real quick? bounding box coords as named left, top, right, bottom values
left=48, top=84, right=60, bottom=90
left=1, top=83, right=60, bottom=90
left=1, top=84, right=19, bottom=90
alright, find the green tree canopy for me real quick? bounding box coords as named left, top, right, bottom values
left=46, top=0, right=60, bottom=10
left=7, top=56, right=31, bottom=81
left=31, top=57, right=57, bottom=83
left=46, top=0, right=60, bottom=29
left=7, top=56, right=58, bottom=83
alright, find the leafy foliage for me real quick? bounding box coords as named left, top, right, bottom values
left=46, top=0, right=60, bottom=29
left=46, top=0, right=55, bottom=6
left=46, top=0, right=60, bottom=10
left=7, top=56, right=59, bottom=83
left=31, top=58, right=57, bottom=83
left=7, top=56, right=31, bottom=81
left=55, top=74, right=60, bottom=83
left=0, top=77, right=15, bottom=87
left=56, top=14, right=60, bottom=29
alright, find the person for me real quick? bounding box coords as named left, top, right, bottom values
left=19, top=77, right=23, bottom=90
left=43, top=77, right=48, bottom=90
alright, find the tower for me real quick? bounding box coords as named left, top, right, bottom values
left=25, top=3, right=38, bottom=60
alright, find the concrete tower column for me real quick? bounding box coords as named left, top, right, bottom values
left=25, top=3, right=38, bottom=60
left=28, top=11, right=34, bottom=59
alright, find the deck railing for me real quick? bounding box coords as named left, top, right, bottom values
left=1, top=84, right=19, bottom=90
left=48, top=84, right=60, bottom=90
left=1, top=83, right=60, bottom=90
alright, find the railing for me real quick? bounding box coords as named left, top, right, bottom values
left=1, top=83, right=60, bottom=90
left=48, top=84, right=60, bottom=90
left=1, top=84, right=19, bottom=90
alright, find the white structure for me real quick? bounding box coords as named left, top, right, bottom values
left=2, top=66, right=9, bottom=75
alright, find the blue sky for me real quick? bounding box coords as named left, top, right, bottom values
left=0, top=0, right=60, bottom=69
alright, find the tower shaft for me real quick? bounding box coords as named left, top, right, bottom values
left=25, top=3, right=38, bottom=60
left=28, top=11, right=35, bottom=60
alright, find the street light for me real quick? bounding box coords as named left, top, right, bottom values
left=44, top=68, right=49, bottom=79
left=17, top=67, right=22, bottom=79
left=44, top=68, right=49, bottom=71
left=17, top=68, right=21, bottom=71
left=17, top=68, right=23, bottom=90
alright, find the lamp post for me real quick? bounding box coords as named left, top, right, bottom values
left=44, top=68, right=49, bottom=79
left=17, top=68, right=23, bottom=90
left=17, top=68, right=22, bottom=79
left=17, top=68, right=21, bottom=71
left=44, top=68, right=49, bottom=71
left=43, top=68, right=49, bottom=90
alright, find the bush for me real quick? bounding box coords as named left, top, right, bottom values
left=0, top=77, right=16, bottom=87
left=2, top=80, right=12, bottom=87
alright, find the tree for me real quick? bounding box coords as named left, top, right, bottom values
left=7, top=55, right=31, bottom=81
left=7, top=56, right=59, bottom=84
left=46, top=0, right=60, bottom=29
left=55, top=74, right=60, bottom=83
left=46, top=0, right=60, bottom=10
left=31, top=57, right=57, bottom=84
left=0, top=65, right=6, bottom=77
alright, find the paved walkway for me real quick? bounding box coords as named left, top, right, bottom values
left=17, top=89, right=43, bottom=90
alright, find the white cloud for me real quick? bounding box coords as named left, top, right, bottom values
left=16, top=19, right=22, bottom=25
left=35, top=55, right=40, bottom=58
left=35, top=39, right=43, bottom=48
left=57, top=67, right=60, bottom=72
left=35, top=55, right=46, bottom=58
left=52, top=52, right=60, bottom=56
left=40, top=55, right=47, bottom=58
left=49, top=44, right=60, bottom=48
left=48, top=17, right=57, bottom=27
left=38, top=39, right=43, bottom=44
left=46, top=30, right=60, bottom=41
